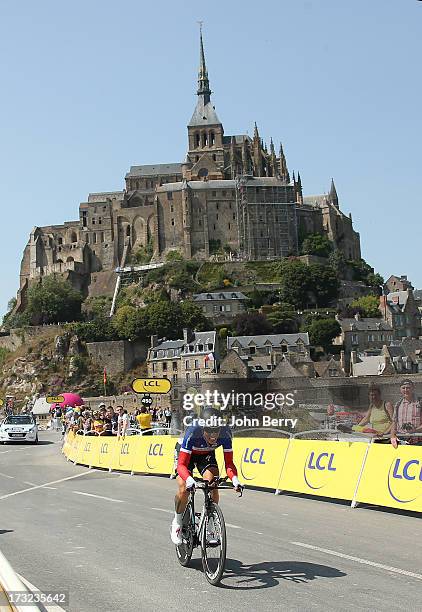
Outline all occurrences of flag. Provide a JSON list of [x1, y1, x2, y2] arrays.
[[103, 367, 107, 386], [204, 353, 214, 363]]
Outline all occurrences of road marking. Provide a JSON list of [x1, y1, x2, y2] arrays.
[[291, 542, 422, 580], [73, 491, 124, 503], [24, 481, 37, 486], [151, 507, 173, 514], [0, 470, 95, 501], [17, 573, 67, 612], [0, 472, 15, 479], [226, 523, 241, 529]]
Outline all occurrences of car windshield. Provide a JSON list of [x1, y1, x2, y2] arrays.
[[4, 416, 33, 425]]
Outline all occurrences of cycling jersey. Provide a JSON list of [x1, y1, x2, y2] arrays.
[[177, 424, 238, 481]]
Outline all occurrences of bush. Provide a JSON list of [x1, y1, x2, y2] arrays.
[[68, 315, 118, 343], [233, 312, 273, 336], [301, 234, 333, 258], [26, 277, 83, 324]]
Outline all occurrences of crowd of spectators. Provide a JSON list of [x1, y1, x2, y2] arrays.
[[53, 403, 172, 437]]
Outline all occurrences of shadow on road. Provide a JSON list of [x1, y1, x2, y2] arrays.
[[1, 441, 55, 446], [188, 558, 346, 589], [0, 530, 14, 535]]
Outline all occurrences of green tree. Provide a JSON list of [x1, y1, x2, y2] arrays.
[[233, 312, 273, 336], [83, 296, 112, 320], [278, 260, 311, 309], [350, 295, 381, 318], [26, 277, 83, 324], [305, 318, 341, 351], [267, 304, 299, 334], [301, 234, 333, 258], [329, 250, 347, 278], [69, 315, 118, 342], [308, 264, 340, 307], [165, 250, 184, 262], [113, 305, 148, 340], [180, 300, 210, 331], [144, 301, 183, 339]]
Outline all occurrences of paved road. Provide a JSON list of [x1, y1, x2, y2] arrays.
[[0, 432, 421, 612]]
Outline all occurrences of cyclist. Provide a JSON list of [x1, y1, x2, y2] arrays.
[[170, 406, 242, 545]]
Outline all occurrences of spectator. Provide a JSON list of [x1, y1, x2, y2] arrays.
[[357, 384, 393, 436], [164, 407, 172, 430], [391, 379, 422, 447], [136, 406, 152, 435], [117, 406, 130, 438], [52, 404, 63, 431]]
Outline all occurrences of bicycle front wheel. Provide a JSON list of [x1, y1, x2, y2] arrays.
[[200, 502, 227, 585], [175, 502, 195, 567]]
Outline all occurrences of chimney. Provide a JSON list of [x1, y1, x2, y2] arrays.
[[151, 335, 158, 348], [379, 295, 387, 320], [340, 350, 346, 372], [183, 328, 189, 344]]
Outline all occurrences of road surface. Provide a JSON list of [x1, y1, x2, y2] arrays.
[[0, 432, 421, 611]]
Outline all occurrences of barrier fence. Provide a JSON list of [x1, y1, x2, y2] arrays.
[[62, 431, 422, 513]]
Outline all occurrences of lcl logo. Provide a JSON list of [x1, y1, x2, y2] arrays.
[[83, 442, 91, 453], [240, 448, 266, 481], [100, 443, 108, 454], [120, 443, 130, 455], [387, 458, 422, 503], [304, 452, 336, 490], [146, 443, 164, 469]]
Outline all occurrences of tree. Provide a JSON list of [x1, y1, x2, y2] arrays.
[[83, 296, 112, 320], [26, 277, 83, 324], [69, 315, 118, 342], [308, 264, 340, 307], [366, 273, 384, 295], [113, 305, 148, 340], [329, 250, 347, 278], [143, 301, 183, 339], [301, 234, 333, 258], [278, 260, 311, 309], [233, 312, 273, 336], [267, 305, 299, 334], [180, 301, 210, 331], [306, 318, 341, 351], [350, 295, 381, 318]]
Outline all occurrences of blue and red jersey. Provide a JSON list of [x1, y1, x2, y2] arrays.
[[177, 424, 238, 481]]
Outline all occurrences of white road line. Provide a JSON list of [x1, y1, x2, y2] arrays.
[[151, 507, 173, 514], [0, 470, 94, 501], [226, 523, 241, 529], [24, 481, 37, 486], [73, 491, 124, 503], [291, 542, 422, 581], [17, 573, 67, 612], [0, 472, 15, 479]]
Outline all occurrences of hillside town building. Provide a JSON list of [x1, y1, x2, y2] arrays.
[[16, 31, 361, 311]]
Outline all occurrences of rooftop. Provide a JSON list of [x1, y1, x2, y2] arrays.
[[193, 291, 247, 301], [228, 333, 310, 349], [126, 163, 183, 178]]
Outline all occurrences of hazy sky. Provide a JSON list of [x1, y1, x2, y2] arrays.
[[0, 0, 420, 317]]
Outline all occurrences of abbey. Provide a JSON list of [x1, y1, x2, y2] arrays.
[[17, 32, 360, 306]]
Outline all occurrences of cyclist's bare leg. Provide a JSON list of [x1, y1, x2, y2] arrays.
[[202, 467, 219, 504]]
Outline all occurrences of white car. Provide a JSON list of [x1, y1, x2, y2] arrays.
[[0, 415, 39, 444]]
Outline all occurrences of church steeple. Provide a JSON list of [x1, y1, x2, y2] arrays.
[[329, 178, 339, 208], [279, 142, 290, 184], [197, 24, 211, 103]]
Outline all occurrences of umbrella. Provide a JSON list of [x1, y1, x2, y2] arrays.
[[58, 393, 84, 409]]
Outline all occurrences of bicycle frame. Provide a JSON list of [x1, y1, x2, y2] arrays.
[[186, 477, 234, 546]]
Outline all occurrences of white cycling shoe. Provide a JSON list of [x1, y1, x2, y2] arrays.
[[170, 519, 183, 545], [206, 517, 220, 546]]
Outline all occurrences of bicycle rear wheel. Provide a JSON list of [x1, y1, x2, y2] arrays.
[[200, 502, 227, 585], [175, 502, 195, 567]]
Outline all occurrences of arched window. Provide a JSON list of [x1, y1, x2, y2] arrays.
[[126, 226, 131, 236], [210, 131, 215, 146], [70, 231, 77, 243], [66, 256, 74, 263], [93, 233, 97, 244], [195, 133, 200, 148], [202, 132, 208, 147]]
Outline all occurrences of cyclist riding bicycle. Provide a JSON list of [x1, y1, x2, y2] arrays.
[[170, 406, 242, 545]]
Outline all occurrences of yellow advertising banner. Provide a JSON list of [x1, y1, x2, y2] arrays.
[[232, 437, 290, 490], [132, 435, 176, 475], [356, 443, 422, 512], [279, 439, 368, 501]]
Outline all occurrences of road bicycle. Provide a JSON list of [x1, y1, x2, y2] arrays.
[[175, 477, 243, 585]]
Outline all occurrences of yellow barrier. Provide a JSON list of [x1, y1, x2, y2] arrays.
[[278, 439, 369, 501], [62, 432, 422, 513], [355, 443, 422, 512], [233, 438, 290, 490]]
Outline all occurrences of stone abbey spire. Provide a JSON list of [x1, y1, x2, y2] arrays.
[[197, 24, 211, 103]]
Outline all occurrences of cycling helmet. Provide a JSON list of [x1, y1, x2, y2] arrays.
[[200, 406, 222, 433]]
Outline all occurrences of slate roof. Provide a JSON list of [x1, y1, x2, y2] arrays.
[[227, 333, 309, 349], [193, 292, 247, 301], [188, 97, 221, 127], [223, 135, 251, 144], [268, 358, 304, 378], [126, 164, 183, 178], [150, 331, 216, 359], [339, 318, 393, 332]]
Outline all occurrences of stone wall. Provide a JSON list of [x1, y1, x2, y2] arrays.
[[0, 325, 64, 352], [86, 339, 148, 376]]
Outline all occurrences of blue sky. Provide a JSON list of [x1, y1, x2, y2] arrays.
[[0, 0, 420, 317]]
